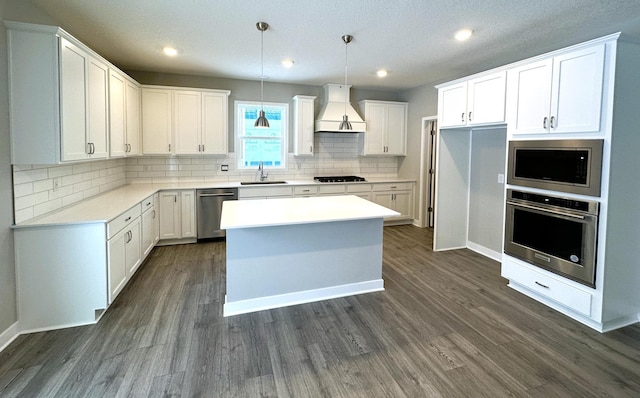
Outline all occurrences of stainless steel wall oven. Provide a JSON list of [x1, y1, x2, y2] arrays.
[[504, 189, 599, 287]]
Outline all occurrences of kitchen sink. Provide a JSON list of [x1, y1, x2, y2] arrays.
[[240, 181, 288, 185]]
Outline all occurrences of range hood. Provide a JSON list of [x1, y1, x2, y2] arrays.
[[314, 83, 366, 133]]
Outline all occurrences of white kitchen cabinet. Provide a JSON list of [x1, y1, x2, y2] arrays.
[[141, 193, 159, 258], [158, 190, 196, 241], [359, 100, 408, 155], [238, 186, 293, 200], [106, 204, 142, 303], [347, 184, 372, 201], [109, 69, 141, 157], [293, 185, 318, 197], [371, 182, 414, 220], [293, 95, 316, 156], [438, 71, 506, 128], [143, 86, 230, 155], [507, 43, 605, 134], [142, 87, 173, 154], [6, 22, 121, 164]]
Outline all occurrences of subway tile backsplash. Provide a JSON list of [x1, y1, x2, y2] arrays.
[[13, 159, 127, 224], [13, 135, 398, 223]]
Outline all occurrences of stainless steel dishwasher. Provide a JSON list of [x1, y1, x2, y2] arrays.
[[196, 188, 238, 239]]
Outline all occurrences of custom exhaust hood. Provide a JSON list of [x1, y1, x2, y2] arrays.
[[314, 83, 366, 133]]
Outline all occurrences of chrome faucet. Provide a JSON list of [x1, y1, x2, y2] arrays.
[[257, 161, 269, 181]]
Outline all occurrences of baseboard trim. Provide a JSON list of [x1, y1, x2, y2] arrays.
[[467, 241, 502, 262], [223, 279, 384, 317], [0, 321, 20, 353]]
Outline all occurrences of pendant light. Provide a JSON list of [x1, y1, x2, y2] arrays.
[[255, 22, 270, 128], [338, 34, 353, 131]]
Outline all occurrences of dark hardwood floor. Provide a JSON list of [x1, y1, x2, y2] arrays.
[[2, 225, 640, 397]]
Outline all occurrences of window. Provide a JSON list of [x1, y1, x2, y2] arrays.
[[235, 101, 288, 169]]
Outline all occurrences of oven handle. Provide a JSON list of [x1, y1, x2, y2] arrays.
[[507, 201, 586, 220]]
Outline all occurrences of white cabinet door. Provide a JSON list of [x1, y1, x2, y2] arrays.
[[141, 207, 156, 258], [293, 95, 316, 156], [467, 71, 506, 126], [174, 90, 202, 155], [125, 218, 142, 276], [202, 91, 229, 154], [60, 38, 89, 162], [360, 101, 408, 155], [363, 102, 386, 155], [392, 191, 413, 218], [107, 228, 127, 303], [142, 88, 173, 154], [180, 190, 196, 238], [438, 82, 467, 128], [125, 80, 141, 156], [159, 191, 180, 239], [372, 191, 393, 209], [109, 69, 127, 158], [550, 44, 605, 134], [507, 59, 553, 134], [386, 103, 407, 155], [508, 43, 605, 135], [87, 57, 109, 159]]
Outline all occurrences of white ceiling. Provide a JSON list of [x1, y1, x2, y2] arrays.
[[30, 0, 640, 90]]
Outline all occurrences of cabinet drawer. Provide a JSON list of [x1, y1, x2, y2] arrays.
[[318, 185, 346, 195], [347, 183, 372, 193], [372, 182, 413, 192], [141, 194, 155, 212], [239, 186, 293, 198], [502, 259, 592, 316], [294, 186, 318, 195], [108, 204, 141, 239]]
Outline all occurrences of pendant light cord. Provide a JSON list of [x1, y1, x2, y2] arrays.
[[344, 38, 348, 116], [260, 27, 265, 111]]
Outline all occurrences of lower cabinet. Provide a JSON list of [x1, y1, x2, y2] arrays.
[[141, 193, 160, 257], [371, 183, 414, 220], [107, 217, 141, 303], [159, 190, 196, 241]]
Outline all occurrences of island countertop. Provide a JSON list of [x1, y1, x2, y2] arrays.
[[220, 195, 399, 229]]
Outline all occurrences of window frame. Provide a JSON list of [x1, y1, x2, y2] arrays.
[[234, 100, 289, 170]]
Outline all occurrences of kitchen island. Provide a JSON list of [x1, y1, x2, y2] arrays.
[[220, 195, 399, 316]]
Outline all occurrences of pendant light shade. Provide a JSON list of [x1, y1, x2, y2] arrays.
[[255, 22, 270, 128], [339, 34, 353, 131]]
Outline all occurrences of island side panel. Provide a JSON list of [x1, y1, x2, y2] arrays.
[[225, 218, 384, 308]]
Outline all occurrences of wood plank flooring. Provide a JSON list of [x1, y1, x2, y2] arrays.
[[2, 225, 640, 397]]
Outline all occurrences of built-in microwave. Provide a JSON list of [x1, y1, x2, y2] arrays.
[[507, 139, 604, 196]]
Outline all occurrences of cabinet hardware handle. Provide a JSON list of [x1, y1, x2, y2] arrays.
[[543, 116, 548, 129], [152, 210, 156, 219], [468, 111, 472, 121], [461, 112, 465, 123], [310, 145, 313, 153], [91, 143, 95, 154], [390, 186, 397, 189], [535, 281, 549, 289], [169, 144, 171, 152], [550, 116, 555, 128], [146, 201, 151, 206], [202, 145, 204, 152], [125, 216, 132, 222], [128, 143, 131, 152]]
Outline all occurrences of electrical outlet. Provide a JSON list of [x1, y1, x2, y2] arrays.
[[497, 174, 505, 184], [221, 164, 229, 172], [53, 177, 60, 192]]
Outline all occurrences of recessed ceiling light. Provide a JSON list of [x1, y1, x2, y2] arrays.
[[376, 69, 388, 78], [163, 47, 178, 56], [281, 59, 294, 68], [454, 29, 473, 41]]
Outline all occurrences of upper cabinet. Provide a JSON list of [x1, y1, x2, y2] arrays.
[[141, 86, 230, 155], [6, 22, 118, 164], [293, 95, 316, 156], [109, 69, 141, 158], [359, 100, 408, 156], [506, 44, 605, 135], [438, 71, 506, 128]]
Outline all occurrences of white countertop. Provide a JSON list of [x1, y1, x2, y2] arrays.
[[14, 178, 413, 228], [220, 195, 399, 229]]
